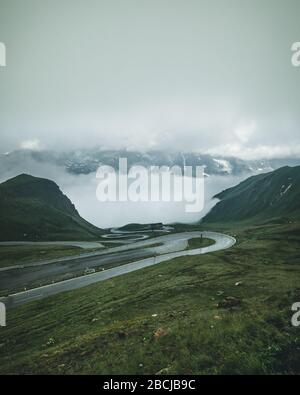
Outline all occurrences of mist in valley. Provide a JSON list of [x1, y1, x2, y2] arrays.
[[0, 157, 246, 228], [69, 171, 246, 228]]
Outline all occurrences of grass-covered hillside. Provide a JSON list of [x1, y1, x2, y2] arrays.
[[0, 221, 299, 374], [0, 167, 299, 374], [0, 174, 104, 241], [203, 166, 300, 224]]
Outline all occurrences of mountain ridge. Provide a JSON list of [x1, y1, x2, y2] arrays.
[[0, 174, 104, 241], [202, 165, 300, 224], [1, 148, 300, 178]]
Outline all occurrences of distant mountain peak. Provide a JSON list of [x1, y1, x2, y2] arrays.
[[1, 149, 299, 179]]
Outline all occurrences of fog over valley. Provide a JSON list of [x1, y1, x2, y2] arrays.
[[1, 0, 300, 227], [0, 149, 250, 227]]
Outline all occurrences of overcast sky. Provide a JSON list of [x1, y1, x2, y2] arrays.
[[0, 0, 300, 159]]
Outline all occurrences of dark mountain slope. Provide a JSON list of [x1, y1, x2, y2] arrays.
[[202, 166, 300, 224], [0, 174, 104, 241]]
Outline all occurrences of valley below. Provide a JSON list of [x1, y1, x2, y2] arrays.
[[0, 220, 299, 374], [0, 230, 233, 307], [0, 166, 300, 374]]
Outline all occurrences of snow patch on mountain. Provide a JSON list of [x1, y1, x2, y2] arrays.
[[280, 183, 292, 196], [213, 159, 232, 174]]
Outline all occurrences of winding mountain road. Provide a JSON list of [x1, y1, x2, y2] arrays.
[[0, 230, 235, 309]]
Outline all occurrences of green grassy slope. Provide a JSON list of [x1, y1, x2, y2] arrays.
[[0, 222, 299, 374], [0, 174, 104, 241], [0, 244, 90, 269], [1, 168, 300, 374], [202, 166, 300, 224]]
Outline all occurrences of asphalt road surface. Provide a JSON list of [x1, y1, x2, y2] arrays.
[[1, 231, 235, 308]]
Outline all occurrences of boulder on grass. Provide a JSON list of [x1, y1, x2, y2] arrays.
[[217, 296, 241, 308]]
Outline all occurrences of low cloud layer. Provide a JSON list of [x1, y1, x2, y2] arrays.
[[0, 154, 245, 228], [1, 1, 300, 160]]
